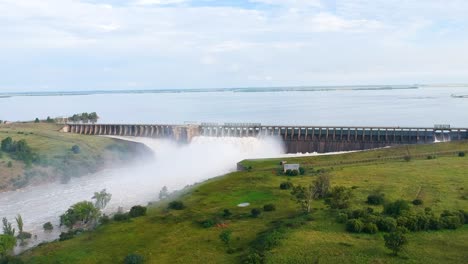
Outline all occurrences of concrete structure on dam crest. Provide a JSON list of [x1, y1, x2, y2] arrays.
[[62, 123, 468, 153]]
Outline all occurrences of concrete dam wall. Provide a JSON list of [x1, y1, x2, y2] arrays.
[[62, 123, 468, 153]]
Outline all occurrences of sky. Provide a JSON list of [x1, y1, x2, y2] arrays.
[[1, 0, 468, 91]]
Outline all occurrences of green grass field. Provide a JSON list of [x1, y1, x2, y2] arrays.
[[0, 123, 148, 191], [20, 140, 468, 264]]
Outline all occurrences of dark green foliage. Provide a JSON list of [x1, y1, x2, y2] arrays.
[[0, 235, 16, 258], [367, 193, 385, 205], [0, 255, 24, 264], [243, 251, 262, 264], [412, 199, 423, 205], [383, 200, 410, 216], [0, 137, 38, 165], [458, 152, 465, 157], [299, 167, 305, 175], [59, 229, 83, 241], [219, 230, 232, 245], [34, 118, 40, 123], [251, 208, 261, 218], [427, 155, 436, 159], [129, 206, 147, 218], [43, 222, 53, 231], [2, 218, 15, 237], [17, 232, 32, 240], [336, 212, 348, 223], [346, 219, 364, 233], [46, 116, 55, 123], [384, 230, 407, 256], [377, 217, 397, 232], [71, 145, 81, 154], [329, 186, 352, 209], [124, 254, 144, 264], [279, 181, 293, 190], [222, 209, 232, 218], [201, 219, 216, 228], [285, 169, 298, 176], [69, 112, 99, 124], [60, 201, 100, 228], [363, 223, 379, 234], [349, 209, 369, 219], [168, 201, 185, 210], [251, 228, 286, 252], [403, 155, 411, 162], [440, 211, 463, 229], [113, 213, 130, 222], [99, 215, 110, 225], [263, 204, 276, 212]]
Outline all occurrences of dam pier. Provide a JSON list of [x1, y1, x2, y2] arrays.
[[62, 123, 468, 153]]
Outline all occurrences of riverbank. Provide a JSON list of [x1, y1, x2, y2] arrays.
[[20, 140, 468, 263], [0, 123, 151, 192]]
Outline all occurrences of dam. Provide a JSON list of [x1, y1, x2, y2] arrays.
[[62, 123, 468, 153]]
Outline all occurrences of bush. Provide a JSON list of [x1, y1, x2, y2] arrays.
[[113, 212, 130, 221], [377, 217, 397, 232], [412, 199, 423, 205], [440, 215, 463, 229], [99, 214, 110, 225], [367, 193, 385, 205], [129, 205, 147, 218], [285, 169, 299, 176], [279, 182, 293, 190], [251, 208, 261, 218], [403, 155, 411, 162], [363, 223, 379, 234], [223, 209, 232, 218], [299, 167, 305, 175], [350, 209, 368, 219], [201, 219, 216, 228], [17, 232, 32, 240], [346, 219, 364, 233], [124, 253, 144, 264], [43, 222, 53, 231], [384, 230, 407, 256], [59, 229, 83, 241], [71, 145, 81, 154], [329, 186, 352, 209], [263, 204, 276, 212], [458, 152, 465, 157], [336, 212, 348, 223], [384, 200, 410, 216], [168, 201, 185, 210]]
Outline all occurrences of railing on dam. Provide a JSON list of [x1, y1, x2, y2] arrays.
[[62, 123, 468, 153]]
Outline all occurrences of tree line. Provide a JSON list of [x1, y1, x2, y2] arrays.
[[68, 112, 99, 124], [1, 137, 38, 166]]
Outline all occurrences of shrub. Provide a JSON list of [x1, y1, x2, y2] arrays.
[[336, 212, 348, 223], [201, 219, 216, 228], [458, 152, 465, 157], [99, 214, 110, 225], [251, 208, 261, 218], [384, 230, 407, 256], [168, 201, 185, 210], [403, 155, 411, 162], [429, 215, 442, 230], [43, 222, 53, 231], [363, 223, 379, 234], [384, 200, 410, 216], [367, 193, 385, 205], [350, 209, 368, 219], [113, 212, 130, 221], [346, 219, 364, 233], [263, 204, 276, 212], [299, 167, 305, 175], [412, 199, 423, 205], [279, 182, 293, 190], [59, 229, 83, 241], [124, 253, 144, 264], [129, 205, 147, 218], [219, 230, 232, 246], [440, 215, 463, 229], [71, 145, 81, 154], [377, 217, 397, 232], [17, 232, 32, 240], [223, 209, 232, 218], [329, 186, 352, 209]]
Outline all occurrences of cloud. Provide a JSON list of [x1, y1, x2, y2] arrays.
[[0, 0, 468, 91]]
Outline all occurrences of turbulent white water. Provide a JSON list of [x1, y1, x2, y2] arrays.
[[0, 136, 285, 253]]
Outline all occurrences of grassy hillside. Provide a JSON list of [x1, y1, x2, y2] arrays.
[[0, 123, 149, 191], [21, 141, 468, 264]]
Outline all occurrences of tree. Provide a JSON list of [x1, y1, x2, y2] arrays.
[[158, 186, 169, 200], [384, 200, 410, 216], [0, 235, 16, 258], [88, 112, 99, 124], [384, 230, 407, 256], [60, 201, 100, 229], [329, 186, 353, 209], [291, 174, 330, 213], [129, 205, 147, 218], [15, 215, 23, 236], [92, 189, 112, 210], [2, 218, 15, 237], [313, 174, 330, 199], [34, 118, 40, 123], [1, 137, 13, 152], [81, 113, 89, 123]]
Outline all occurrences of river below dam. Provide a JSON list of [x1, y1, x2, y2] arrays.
[[0, 136, 286, 253]]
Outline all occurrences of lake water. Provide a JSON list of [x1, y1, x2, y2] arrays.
[[1, 86, 468, 127]]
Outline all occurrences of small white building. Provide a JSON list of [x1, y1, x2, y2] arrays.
[[283, 164, 300, 173]]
